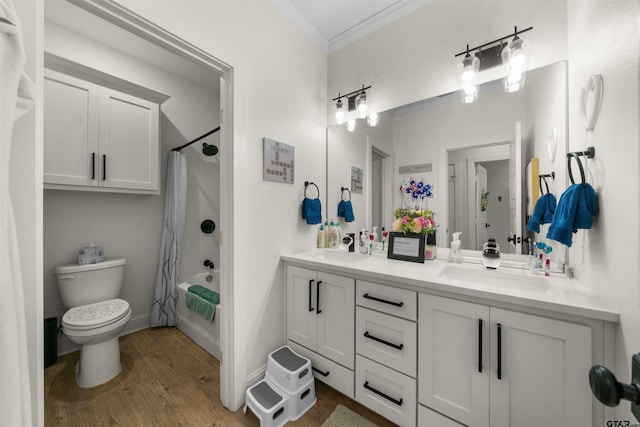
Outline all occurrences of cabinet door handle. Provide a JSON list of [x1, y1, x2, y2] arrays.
[[363, 381, 403, 406], [362, 293, 404, 307], [497, 323, 502, 380], [91, 153, 96, 180], [312, 367, 329, 377], [316, 280, 322, 314], [478, 319, 483, 373], [102, 154, 106, 180], [308, 280, 314, 312], [364, 331, 404, 350]]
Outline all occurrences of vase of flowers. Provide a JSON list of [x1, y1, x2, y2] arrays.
[[392, 208, 438, 260]]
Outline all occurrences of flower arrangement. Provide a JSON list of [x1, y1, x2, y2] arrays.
[[392, 208, 437, 236], [401, 177, 433, 210]]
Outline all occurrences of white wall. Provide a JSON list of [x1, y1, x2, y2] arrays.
[[42, 20, 220, 351], [567, 0, 640, 421], [115, 0, 328, 409]]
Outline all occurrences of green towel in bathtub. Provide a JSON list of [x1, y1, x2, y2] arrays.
[[185, 284, 219, 322]]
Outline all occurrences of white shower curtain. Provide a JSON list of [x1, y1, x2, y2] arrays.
[[0, 0, 35, 425], [151, 151, 187, 326]]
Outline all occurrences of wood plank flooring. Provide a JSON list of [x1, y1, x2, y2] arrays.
[[45, 327, 397, 426]]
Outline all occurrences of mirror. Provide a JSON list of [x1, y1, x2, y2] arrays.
[[327, 61, 567, 268]]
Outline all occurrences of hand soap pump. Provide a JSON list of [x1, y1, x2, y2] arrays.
[[482, 238, 501, 269], [448, 232, 464, 264]]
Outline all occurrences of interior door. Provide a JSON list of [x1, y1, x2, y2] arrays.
[[475, 164, 488, 250], [508, 122, 522, 254]]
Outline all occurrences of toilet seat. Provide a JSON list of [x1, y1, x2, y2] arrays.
[[62, 298, 130, 331]]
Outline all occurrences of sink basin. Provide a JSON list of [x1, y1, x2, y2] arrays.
[[315, 251, 369, 264], [437, 264, 552, 293]]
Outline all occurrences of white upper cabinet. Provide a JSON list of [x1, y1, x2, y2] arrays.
[[44, 54, 169, 194]]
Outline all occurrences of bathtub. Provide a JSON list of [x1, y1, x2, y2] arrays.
[[177, 271, 221, 360]]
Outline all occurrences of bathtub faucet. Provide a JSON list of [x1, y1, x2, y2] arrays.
[[204, 259, 215, 269]]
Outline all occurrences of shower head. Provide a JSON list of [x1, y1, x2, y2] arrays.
[[202, 143, 218, 156]]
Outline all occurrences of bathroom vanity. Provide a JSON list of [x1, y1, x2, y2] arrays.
[[281, 251, 618, 427]]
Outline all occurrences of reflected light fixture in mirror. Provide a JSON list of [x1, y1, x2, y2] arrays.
[[335, 96, 345, 124], [347, 119, 356, 132]]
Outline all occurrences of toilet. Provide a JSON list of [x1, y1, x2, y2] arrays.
[[55, 257, 131, 388]]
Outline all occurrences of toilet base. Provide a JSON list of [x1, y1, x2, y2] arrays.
[[75, 336, 123, 388]]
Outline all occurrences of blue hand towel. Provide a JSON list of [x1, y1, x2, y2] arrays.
[[527, 193, 556, 233], [337, 200, 355, 223], [302, 197, 322, 225], [546, 183, 598, 247]]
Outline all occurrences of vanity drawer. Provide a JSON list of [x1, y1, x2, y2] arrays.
[[356, 280, 417, 321], [288, 340, 354, 399], [356, 306, 417, 377], [419, 404, 464, 427], [355, 354, 416, 427]]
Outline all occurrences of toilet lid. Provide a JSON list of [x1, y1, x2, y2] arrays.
[[62, 298, 130, 330]]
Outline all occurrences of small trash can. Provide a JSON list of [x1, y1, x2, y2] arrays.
[[44, 317, 58, 369]]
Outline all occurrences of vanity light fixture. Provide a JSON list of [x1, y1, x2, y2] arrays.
[[332, 84, 376, 129], [454, 26, 533, 102]]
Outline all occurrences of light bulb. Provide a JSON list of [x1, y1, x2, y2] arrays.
[[335, 99, 345, 125], [347, 119, 356, 132], [457, 52, 479, 104], [502, 36, 530, 93], [367, 113, 379, 127], [357, 93, 368, 119], [460, 84, 477, 103]]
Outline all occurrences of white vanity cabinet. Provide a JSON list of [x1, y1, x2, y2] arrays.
[[286, 265, 355, 397], [418, 293, 593, 427], [44, 54, 168, 194], [355, 280, 417, 426]]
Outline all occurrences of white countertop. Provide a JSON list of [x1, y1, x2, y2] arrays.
[[281, 250, 619, 323]]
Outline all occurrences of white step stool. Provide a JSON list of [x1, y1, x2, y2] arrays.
[[265, 346, 313, 394], [284, 379, 316, 421], [244, 379, 289, 427]]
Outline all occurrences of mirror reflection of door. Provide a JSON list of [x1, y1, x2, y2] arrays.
[[509, 121, 523, 254], [371, 149, 383, 230], [447, 164, 457, 236], [475, 164, 488, 250]]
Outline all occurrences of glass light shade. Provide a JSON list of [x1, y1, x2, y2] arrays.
[[357, 93, 368, 118], [335, 99, 345, 124], [456, 54, 479, 86], [460, 84, 478, 104], [347, 119, 356, 132], [367, 112, 379, 127], [501, 37, 530, 93]]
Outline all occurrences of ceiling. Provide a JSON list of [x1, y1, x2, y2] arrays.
[[277, 0, 429, 51]]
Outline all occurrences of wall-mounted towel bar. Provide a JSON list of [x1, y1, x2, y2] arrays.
[[567, 146, 595, 184]]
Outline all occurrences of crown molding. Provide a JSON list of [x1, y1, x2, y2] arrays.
[[329, 0, 431, 52], [272, 0, 329, 52]]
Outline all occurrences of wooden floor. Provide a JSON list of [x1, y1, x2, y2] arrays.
[[45, 327, 397, 426]]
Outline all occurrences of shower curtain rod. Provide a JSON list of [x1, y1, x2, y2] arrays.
[[172, 126, 220, 152]]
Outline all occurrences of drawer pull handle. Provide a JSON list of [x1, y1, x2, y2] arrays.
[[364, 331, 404, 350], [363, 293, 404, 307], [363, 381, 403, 406], [91, 153, 96, 180], [312, 367, 330, 377]]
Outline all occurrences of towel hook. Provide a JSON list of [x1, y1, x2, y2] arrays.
[[340, 186, 351, 201], [304, 181, 319, 198], [567, 147, 595, 185]]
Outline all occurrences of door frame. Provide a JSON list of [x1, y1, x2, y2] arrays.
[[66, 0, 236, 409]]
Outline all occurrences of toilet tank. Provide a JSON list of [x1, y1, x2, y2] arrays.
[[55, 258, 126, 308]]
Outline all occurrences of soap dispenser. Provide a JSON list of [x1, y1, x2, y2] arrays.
[[482, 238, 501, 269], [448, 232, 464, 264]]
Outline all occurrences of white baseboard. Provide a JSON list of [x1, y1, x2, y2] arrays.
[[246, 363, 267, 389], [57, 312, 151, 356]]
